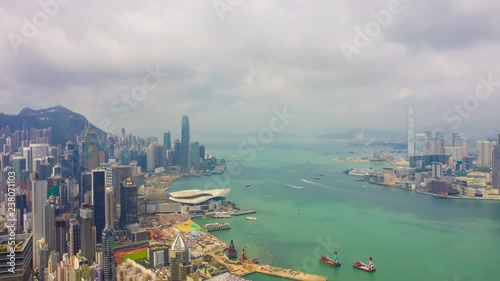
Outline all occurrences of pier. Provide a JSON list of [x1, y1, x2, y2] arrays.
[[233, 210, 256, 216], [251, 264, 327, 281], [208, 252, 327, 281]]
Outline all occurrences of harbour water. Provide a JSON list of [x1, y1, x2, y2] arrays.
[[172, 139, 500, 281]]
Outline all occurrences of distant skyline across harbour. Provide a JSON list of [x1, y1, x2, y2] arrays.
[[1, 105, 500, 143]]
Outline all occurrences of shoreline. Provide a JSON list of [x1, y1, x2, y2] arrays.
[[368, 181, 500, 201]]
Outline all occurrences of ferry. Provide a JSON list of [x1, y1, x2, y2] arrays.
[[353, 257, 376, 272], [204, 222, 231, 232], [348, 169, 372, 176], [319, 255, 341, 267], [246, 216, 258, 221]]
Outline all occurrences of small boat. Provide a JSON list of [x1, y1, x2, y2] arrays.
[[297, 186, 304, 190], [246, 184, 251, 187], [319, 255, 341, 267], [254, 231, 258, 234], [246, 216, 257, 221], [353, 257, 376, 272], [314, 177, 321, 180], [318, 173, 324, 176]]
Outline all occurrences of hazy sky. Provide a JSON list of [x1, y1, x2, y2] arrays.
[[1, 0, 500, 138]]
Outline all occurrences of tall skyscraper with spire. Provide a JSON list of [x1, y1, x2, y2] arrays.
[[407, 107, 415, 157], [101, 187, 116, 281], [181, 116, 190, 171], [169, 233, 191, 281]]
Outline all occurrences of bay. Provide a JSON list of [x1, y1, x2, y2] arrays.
[[172, 140, 500, 281]]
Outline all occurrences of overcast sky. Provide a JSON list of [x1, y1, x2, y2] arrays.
[[1, 0, 500, 138]]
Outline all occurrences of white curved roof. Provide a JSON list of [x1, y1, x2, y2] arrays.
[[168, 189, 230, 204]]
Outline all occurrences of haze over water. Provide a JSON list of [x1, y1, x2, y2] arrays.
[[173, 140, 500, 281]]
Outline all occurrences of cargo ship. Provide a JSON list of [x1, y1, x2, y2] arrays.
[[319, 254, 341, 267], [353, 257, 376, 272]]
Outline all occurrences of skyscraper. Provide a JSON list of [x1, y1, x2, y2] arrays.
[[80, 172, 92, 205], [190, 142, 200, 164], [12, 157, 26, 186], [55, 217, 67, 258], [492, 134, 500, 190], [91, 169, 106, 243], [477, 141, 494, 167], [163, 131, 172, 150], [434, 130, 444, 140], [69, 219, 81, 256], [452, 133, 460, 147], [43, 196, 56, 252], [169, 233, 191, 281], [102, 188, 116, 281], [431, 162, 443, 178], [181, 116, 190, 171], [80, 205, 96, 264], [407, 108, 415, 157], [173, 140, 181, 165], [426, 137, 444, 155], [119, 178, 138, 227], [82, 125, 99, 171], [31, 176, 48, 272], [111, 165, 132, 220], [146, 145, 155, 172], [415, 133, 426, 156], [460, 137, 470, 157]]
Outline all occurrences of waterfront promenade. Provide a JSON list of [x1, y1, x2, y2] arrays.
[[207, 252, 327, 281]]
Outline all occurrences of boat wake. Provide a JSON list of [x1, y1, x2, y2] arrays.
[[300, 178, 357, 194], [269, 179, 305, 190]]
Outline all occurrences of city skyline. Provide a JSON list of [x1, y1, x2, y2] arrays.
[[1, 1, 500, 280]]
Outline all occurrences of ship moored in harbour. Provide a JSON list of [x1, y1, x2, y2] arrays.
[[319, 252, 341, 267], [353, 257, 376, 272], [348, 169, 373, 176]]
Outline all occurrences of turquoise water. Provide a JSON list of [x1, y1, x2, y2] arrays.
[[172, 140, 500, 281]]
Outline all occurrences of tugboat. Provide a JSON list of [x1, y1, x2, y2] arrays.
[[353, 257, 376, 272], [319, 252, 341, 267]]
